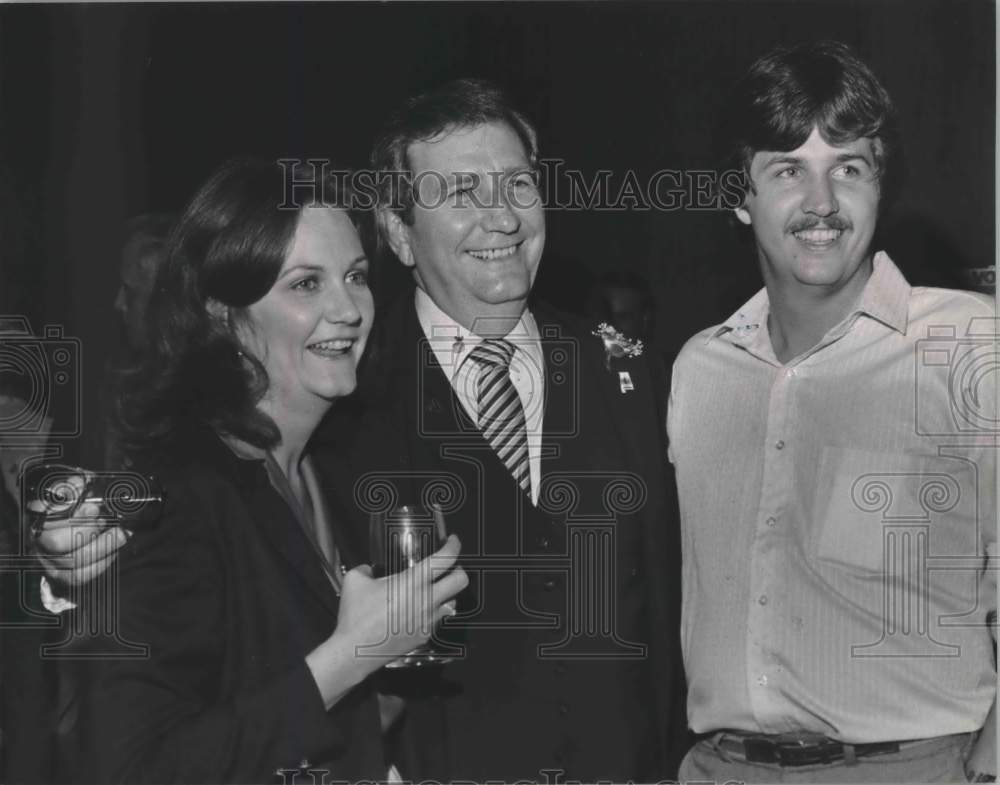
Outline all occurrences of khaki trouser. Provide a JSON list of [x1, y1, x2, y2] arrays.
[[677, 732, 975, 784]]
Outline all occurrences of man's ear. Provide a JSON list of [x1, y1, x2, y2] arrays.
[[734, 170, 755, 226], [378, 208, 416, 268]]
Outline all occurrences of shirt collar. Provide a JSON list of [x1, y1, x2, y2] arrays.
[[413, 286, 542, 380], [712, 287, 770, 346], [854, 251, 911, 334], [712, 251, 911, 347]]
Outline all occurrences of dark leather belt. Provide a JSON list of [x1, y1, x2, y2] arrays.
[[709, 732, 902, 767]]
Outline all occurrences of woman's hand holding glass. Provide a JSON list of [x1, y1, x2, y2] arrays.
[[306, 534, 467, 709]]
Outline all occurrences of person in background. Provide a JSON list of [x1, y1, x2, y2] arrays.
[[29, 213, 176, 580], [114, 213, 174, 353], [587, 270, 655, 344]]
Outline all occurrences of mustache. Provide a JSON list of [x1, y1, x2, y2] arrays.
[[787, 215, 851, 233]]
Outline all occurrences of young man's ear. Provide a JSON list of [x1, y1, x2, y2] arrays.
[[378, 208, 416, 268], [733, 168, 754, 226]]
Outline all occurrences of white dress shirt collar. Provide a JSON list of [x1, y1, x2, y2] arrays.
[[413, 286, 543, 382], [413, 286, 545, 504], [710, 251, 911, 365]]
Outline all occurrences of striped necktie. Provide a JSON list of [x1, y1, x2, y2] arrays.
[[469, 338, 531, 495]]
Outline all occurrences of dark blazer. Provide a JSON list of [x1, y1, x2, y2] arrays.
[[56, 429, 384, 784], [317, 296, 687, 783]]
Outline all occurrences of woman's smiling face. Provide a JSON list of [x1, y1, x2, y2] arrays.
[[240, 207, 373, 413]]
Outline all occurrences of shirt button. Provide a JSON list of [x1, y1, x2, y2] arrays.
[[757, 675, 768, 686], [785, 368, 796, 378], [758, 595, 768, 605], [559, 704, 569, 715], [766, 516, 777, 527], [630, 566, 640, 578], [775, 440, 785, 450]]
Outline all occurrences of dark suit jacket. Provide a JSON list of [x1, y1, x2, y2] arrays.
[[56, 429, 384, 784], [317, 296, 687, 782]]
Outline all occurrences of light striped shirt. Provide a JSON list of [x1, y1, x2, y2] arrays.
[[667, 252, 997, 742]]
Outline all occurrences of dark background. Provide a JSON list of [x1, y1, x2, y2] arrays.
[[0, 0, 994, 465]]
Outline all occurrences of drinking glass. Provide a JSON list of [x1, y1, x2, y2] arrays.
[[368, 503, 458, 667]]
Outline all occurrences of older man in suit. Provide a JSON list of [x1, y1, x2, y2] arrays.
[[316, 78, 686, 783]]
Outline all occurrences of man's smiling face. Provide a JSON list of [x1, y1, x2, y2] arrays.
[[736, 126, 881, 297], [393, 121, 545, 333]]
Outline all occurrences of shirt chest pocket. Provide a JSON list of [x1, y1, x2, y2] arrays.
[[810, 447, 967, 573]]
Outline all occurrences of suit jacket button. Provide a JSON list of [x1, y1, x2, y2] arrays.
[[544, 578, 557, 591], [558, 704, 569, 715], [538, 536, 550, 549]]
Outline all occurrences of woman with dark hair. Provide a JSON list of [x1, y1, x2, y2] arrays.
[[56, 158, 467, 784]]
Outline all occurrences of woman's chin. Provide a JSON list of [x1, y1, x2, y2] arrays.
[[313, 377, 358, 402]]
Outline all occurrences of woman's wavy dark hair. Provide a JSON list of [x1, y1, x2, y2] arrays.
[[115, 158, 363, 458]]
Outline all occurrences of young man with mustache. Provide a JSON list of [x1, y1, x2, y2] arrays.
[[667, 40, 996, 783]]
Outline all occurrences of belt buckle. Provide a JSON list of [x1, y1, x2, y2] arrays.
[[771, 734, 840, 767], [743, 737, 780, 764], [743, 733, 843, 767]]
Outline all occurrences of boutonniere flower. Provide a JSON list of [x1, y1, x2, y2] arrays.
[[592, 323, 644, 392], [593, 323, 644, 365]]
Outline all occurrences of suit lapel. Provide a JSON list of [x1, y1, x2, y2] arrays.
[[411, 302, 638, 497], [394, 301, 533, 544], [187, 431, 342, 618], [410, 325, 479, 443], [536, 309, 631, 478], [245, 476, 342, 617]]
